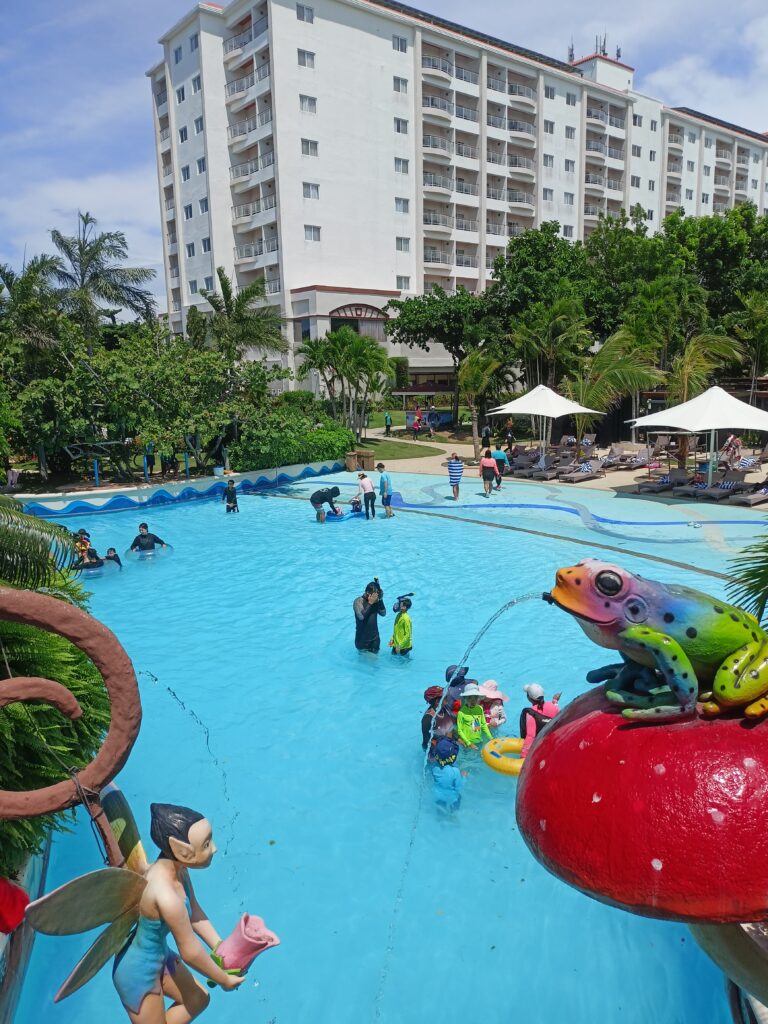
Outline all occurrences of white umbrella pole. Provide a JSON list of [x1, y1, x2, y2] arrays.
[[708, 429, 715, 486]]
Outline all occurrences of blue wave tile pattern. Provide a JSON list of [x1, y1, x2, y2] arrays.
[[23, 462, 343, 519]]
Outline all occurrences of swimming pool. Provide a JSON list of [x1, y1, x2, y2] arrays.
[[17, 472, 760, 1023]]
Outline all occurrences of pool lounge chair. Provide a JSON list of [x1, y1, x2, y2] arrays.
[[510, 452, 543, 476], [600, 446, 627, 471], [516, 454, 554, 478], [696, 471, 749, 502], [729, 486, 768, 507], [559, 461, 604, 484], [636, 469, 692, 494]]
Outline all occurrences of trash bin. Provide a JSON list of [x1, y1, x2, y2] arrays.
[[345, 451, 359, 472], [358, 450, 375, 471]]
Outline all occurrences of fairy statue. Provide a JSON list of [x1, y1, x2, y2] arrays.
[[26, 799, 279, 1020]]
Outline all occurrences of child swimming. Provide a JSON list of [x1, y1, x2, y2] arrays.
[[389, 596, 412, 656], [456, 683, 493, 749], [431, 738, 464, 811]]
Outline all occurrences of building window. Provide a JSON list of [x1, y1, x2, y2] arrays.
[[543, 154, 554, 168], [687, 160, 695, 172], [190, 32, 199, 51], [647, 209, 653, 220], [202, 237, 211, 253], [566, 92, 576, 106], [703, 165, 711, 176], [181, 164, 190, 181], [394, 117, 408, 134], [648, 180, 655, 191], [176, 86, 185, 104], [204, 275, 214, 291], [754, 154, 760, 163], [397, 276, 410, 290], [299, 95, 317, 113], [304, 224, 321, 241], [649, 150, 656, 162], [688, 132, 696, 143], [650, 119, 657, 131], [563, 225, 574, 238], [194, 116, 204, 134], [631, 175, 640, 187], [565, 125, 576, 140], [563, 192, 574, 205], [184, 204, 193, 220], [178, 126, 188, 143], [702, 193, 710, 203], [395, 197, 409, 213], [396, 236, 410, 252], [192, 74, 201, 93], [753, 178, 759, 189], [174, 46, 182, 64], [632, 144, 641, 157], [196, 157, 206, 174], [301, 138, 318, 155], [392, 35, 407, 52], [298, 49, 315, 68], [199, 196, 208, 213], [564, 158, 575, 172], [544, 85, 555, 99], [394, 157, 409, 173], [633, 113, 643, 127], [303, 181, 319, 198], [685, 188, 693, 200], [704, 136, 712, 148], [186, 242, 195, 257], [542, 187, 553, 201], [543, 120, 554, 134], [296, 3, 314, 21], [393, 76, 408, 93], [189, 279, 198, 295]]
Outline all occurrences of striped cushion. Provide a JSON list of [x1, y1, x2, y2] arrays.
[[719, 480, 737, 490], [738, 457, 758, 469], [580, 462, 593, 473], [658, 474, 670, 484]]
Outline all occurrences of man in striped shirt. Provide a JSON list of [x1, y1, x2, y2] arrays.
[[447, 453, 464, 501]]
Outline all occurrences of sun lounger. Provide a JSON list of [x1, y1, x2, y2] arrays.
[[516, 455, 554, 478], [559, 461, 604, 484], [637, 469, 692, 494], [729, 487, 768, 507], [696, 472, 748, 501]]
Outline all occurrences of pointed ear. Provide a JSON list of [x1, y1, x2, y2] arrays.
[[168, 836, 194, 862]]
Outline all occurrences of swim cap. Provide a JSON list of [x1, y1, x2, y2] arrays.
[[445, 664, 468, 684], [424, 686, 443, 703], [523, 683, 545, 701]]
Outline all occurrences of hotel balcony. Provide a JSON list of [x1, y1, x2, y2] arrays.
[[586, 139, 606, 161], [584, 204, 601, 220], [423, 172, 454, 196], [713, 175, 730, 193], [668, 132, 684, 149], [455, 103, 479, 130], [422, 54, 453, 84], [231, 194, 278, 230], [423, 211, 454, 234], [455, 140, 479, 163], [713, 201, 729, 214], [736, 154, 750, 166], [159, 125, 171, 152], [422, 94, 454, 123], [606, 177, 624, 193], [225, 62, 271, 113], [507, 154, 535, 178], [507, 188, 535, 212], [164, 198, 175, 220], [666, 160, 683, 177], [586, 107, 608, 131], [666, 193, 681, 208], [584, 172, 605, 193], [507, 81, 537, 111], [166, 232, 177, 255], [233, 237, 280, 265], [454, 251, 478, 269], [735, 178, 748, 195], [608, 113, 626, 132], [455, 215, 479, 234], [422, 134, 453, 162], [454, 65, 479, 90], [455, 179, 480, 202], [264, 277, 281, 295], [423, 249, 452, 273], [223, 15, 268, 69], [230, 151, 275, 192], [607, 145, 625, 161], [508, 119, 536, 146], [715, 149, 732, 166], [227, 109, 273, 152], [155, 90, 168, 117]]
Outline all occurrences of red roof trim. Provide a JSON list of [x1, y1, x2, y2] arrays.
[[571, 52, 635, 72]]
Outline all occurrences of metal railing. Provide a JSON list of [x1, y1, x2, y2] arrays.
[[586, 108, 607, 123], [156, 90, 168, 107], [454, 66, 478, 85], [230, 151, 275, 179], [485, 222, 505, 235], [424, 250, 452, 264], [735, 178, 748, 191], [586, 140, 606, 154], [585, 173, 605, 186], [716, 149, 732, 160], [487, 186, 506, 201], [486, 150, 505, 165], [667, 160, 682, 173], [422, 96, 454, 114], [713, 202, 729, 213], [508, 189, 534, 204], [584, 204, 600, 216], [423, 135, 453, 154], [455, 253, 478, 267], [171, 301, 181, 312], [227, 109, 273, 139], [737, 155, 749, 165], [232, 195, 277, 219], [164, 198, 175, 211], [167, 233, 177, 245], [486, 253, 497, 267], [508, 119, 535, 135], [487, 76, 506, 93], [226, 62, 271, 97], [224, 27, 253, 53], [169, 268, 180, 279], [265, 278, 281, 294], [455, 219, 478, 232], [509, 82, 535, 99], [162, 165, 173, 178], [609, 114, 625, 129], [234, 237, 280, 260], [608, 146, 624, 160], [159, 126, 170, 142], [668, 132, 683, 145], [423, 172, 454, 189], [487, 114, 506, 129], [714, 175, 730, 186], [423, 212, 454, 228], [606, 178, 623, 191], [456, 180, 479, 195], [455, 141, 478, 159], [508, 155, 534, 170], [422, 55, 454, 75], [455, 104, 479, 122], [666, 194, 681, 203]]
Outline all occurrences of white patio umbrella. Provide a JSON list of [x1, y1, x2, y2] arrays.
[[488, 384, 602, 448], [629, 386, 768, 484]]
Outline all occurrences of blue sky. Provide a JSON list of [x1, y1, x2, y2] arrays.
[[1, 0, 766, 308]]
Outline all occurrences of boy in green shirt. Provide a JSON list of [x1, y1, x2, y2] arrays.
[[456, 683, 492, 748], [389, 597, 413, 656]]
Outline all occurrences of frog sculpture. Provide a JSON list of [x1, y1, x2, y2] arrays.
[[546, 559, 768, 722]]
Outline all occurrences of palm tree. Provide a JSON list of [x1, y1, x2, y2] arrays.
[[50, 212, 156, 339], [727, 537, 768, 623], [202, 267, 285, 362], [0, 256, 62, 352], [296, 336, 339, 417], [459, 350, 501, 459], [507, 294, 591, 390], [732, 291, 768, 405], [340, 335, 393, 439]]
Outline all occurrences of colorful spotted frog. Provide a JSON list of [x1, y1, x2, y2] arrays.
[[547, 559, 768, 722]]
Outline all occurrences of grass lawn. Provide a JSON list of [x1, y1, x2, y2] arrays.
[[369, 407, 472, 429], [356, 437, 445, 460]]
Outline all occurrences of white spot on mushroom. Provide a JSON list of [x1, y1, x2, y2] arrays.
[[744, 758, 757, 769], [651, 858, 663, 871], [619, 759, 625, 765], [708, 808, 725, 824], [592, 793, 602, 804], [654, 764, 666, 776], [539, 759, 546, 770], [539, 819, 547, 832], [579, 740, 590, 750]]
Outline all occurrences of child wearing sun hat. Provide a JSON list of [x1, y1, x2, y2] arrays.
[[431, 738, 464, 811], [455, 682, 493, 749]]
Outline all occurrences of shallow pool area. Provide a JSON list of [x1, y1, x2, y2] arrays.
[[16, 472, 763, 1024]]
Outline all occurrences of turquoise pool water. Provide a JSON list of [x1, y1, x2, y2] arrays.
[[17, 471, 762, 1023]]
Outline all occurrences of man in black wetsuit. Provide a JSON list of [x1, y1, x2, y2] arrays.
[[353, 579, 386, 653], [310, 485, 341, 523], [130, 522, 167, 552]]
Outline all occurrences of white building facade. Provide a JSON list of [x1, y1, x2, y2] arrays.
[[148, 0, 768, 385]]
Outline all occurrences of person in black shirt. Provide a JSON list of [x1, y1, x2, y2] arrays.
[[223, 479, 239, 513], [353, 579, 386, 653], [130, 523, 167, 552], [310, 486, 341, 523]]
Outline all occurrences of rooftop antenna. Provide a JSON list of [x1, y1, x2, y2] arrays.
[[600, 33, 608, 56], [568, 38, 574, 62], [616, 45, 622, 60], [595, 34, 599, 54]]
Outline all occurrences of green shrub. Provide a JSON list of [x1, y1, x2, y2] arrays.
[[276, 390, 321, 414], [391, 356, 409, 389], [229, 412, 354, 471]]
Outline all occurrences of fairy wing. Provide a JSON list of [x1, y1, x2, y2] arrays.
[[54, 907, 139, 1002], [25, 867, 146, 935], [100, 783, 150, 875]]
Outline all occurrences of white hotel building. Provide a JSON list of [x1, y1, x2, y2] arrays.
[[148, 0, 768, 384]]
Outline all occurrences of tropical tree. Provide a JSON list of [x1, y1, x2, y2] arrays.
[[727, 536, 768, 623], [506, 292, 591, 389], [458, 350, 501, 458], [296, 335, 339, 418], [0, 256, 62, 353], [201, 267, 285, 362], [731, 291, 768, 404], [49, 212, 156, 339]]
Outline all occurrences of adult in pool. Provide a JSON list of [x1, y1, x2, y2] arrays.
[[223, 479, 239, 513], [130, 523, 168, 553], [353, 578, 386, 653], [519, 683, 560, 758], [309, 485, 341, 523]]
